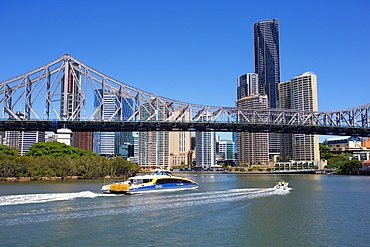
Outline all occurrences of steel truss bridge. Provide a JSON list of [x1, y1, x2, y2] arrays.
[[0, 54, 369, 137]]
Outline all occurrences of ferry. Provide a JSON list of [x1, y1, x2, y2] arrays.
[[274, 180, 289, 190], [101, 170, 198, 194]]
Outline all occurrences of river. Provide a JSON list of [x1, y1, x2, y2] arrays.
[[0, 173, 369, 246]]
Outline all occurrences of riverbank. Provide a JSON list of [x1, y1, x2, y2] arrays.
[[1, 175, 127, 182]]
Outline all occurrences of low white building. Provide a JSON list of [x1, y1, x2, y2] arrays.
[[326, 136, 364, 153]]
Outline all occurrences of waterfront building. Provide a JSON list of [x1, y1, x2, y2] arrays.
[[326, 136, 364, 153], [353, 151, 370, 162], [254, 19, 281, 157], [274, 160, 318, 171], [236, 95, 269, 164], [278, 72, 320, 161]]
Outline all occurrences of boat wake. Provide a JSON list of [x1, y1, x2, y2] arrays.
[[0, 187, 291, 226], [0, 191, 114, 206]]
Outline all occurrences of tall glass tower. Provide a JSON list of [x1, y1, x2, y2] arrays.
[[254, 19, 281, 158], [254, 19, 280, 108]]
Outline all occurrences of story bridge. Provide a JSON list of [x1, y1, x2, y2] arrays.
[[0, 54, 369, 137]]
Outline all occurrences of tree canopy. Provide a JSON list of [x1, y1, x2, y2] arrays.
[[0, 154, 141, 180], [25, 142, 98, 158], [320, 143, 334, 159], [0, 144, 18, 156], [335, 160, 362, 175]]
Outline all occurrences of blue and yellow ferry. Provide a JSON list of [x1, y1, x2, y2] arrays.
[[101, 170, 198, 194]]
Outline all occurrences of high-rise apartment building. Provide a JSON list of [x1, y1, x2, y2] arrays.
[[236, 95, 269, 164], [278, 72, 320, 161], [254, 19, 281, 157]]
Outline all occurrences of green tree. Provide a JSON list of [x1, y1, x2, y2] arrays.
[[327, 156, 344, 169], [319, 143, 334, 159], [0, 144, 18, 156], [25, 142, 98, 158], [336, 159, 362, 175]]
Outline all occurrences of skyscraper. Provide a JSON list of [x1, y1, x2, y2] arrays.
[[93, 89, 134, 157], [236, 95, 269, 164], [254, 19, 281, 157], [278, 72, 320, 161], [254, 19, 280, 107]]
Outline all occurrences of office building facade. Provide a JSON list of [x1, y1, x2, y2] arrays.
[[93, 89, 134, 157], [138, 100, 170, 169], [216, 138, 235, 163], [5, 112, 45, 155]]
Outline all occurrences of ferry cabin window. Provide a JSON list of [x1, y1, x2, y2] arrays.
[[130, 179, 152, 185], [156, 179, 190, 184]]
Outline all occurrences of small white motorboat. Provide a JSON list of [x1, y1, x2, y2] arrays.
[[274, 180, 289, 190]]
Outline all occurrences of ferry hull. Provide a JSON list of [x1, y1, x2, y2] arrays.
[[101, 170, 198, 195], [103, 184, 198, 194]]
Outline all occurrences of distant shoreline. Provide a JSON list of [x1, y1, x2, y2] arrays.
[[0, 176, 126, 182]]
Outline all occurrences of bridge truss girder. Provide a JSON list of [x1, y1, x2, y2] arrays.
[[0, 54, 369, 136]]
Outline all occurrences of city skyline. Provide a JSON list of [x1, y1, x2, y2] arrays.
[[1, 1, 368, 111], [1, 1, 369, 143]]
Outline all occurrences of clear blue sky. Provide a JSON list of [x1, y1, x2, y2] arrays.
[[1, 0, 369, 140]]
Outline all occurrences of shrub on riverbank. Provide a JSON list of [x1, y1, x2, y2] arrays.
[[0, 155, 141, 181]]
